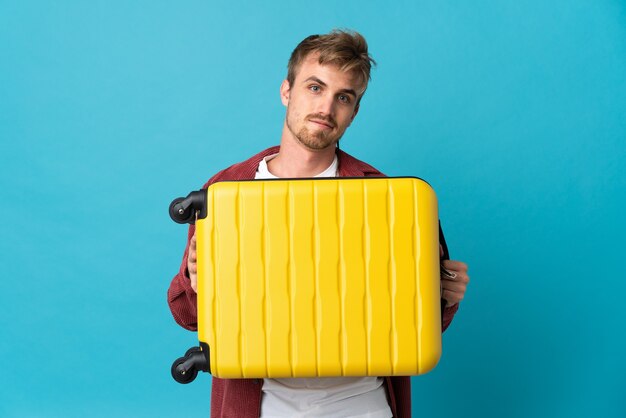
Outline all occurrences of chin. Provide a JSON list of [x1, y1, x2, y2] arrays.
[[297, 132, 339, 151], [302, 139, 336, 151]]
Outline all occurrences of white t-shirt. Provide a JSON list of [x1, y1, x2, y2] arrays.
[[255, 153, 393, 418], [255, 152, 339, 179]]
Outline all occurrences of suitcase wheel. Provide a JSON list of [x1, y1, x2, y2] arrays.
[[171, 356, 198, 384], [169, 197, 195, 224], [171, 345, 210, 384], [169, 191, 207, 224]]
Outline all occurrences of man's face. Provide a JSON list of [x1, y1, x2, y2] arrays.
[[281, 54, 364, 151]]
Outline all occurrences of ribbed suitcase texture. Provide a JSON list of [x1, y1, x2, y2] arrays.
[[195, 177, 441, 378]]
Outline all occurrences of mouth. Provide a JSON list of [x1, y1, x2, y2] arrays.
[[308, 119, 334, 129]]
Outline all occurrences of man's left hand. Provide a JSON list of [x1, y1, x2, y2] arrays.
[[440, 246, 469, 307], [441, 260, 469, 306]]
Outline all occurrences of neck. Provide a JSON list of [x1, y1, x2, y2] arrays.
[[268, 122, 337, 177]]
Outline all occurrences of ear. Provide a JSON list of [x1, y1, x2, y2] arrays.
[[280, 79, 290, 106]]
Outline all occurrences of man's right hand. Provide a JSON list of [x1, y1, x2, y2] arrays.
[[187, 234, 198, 292]]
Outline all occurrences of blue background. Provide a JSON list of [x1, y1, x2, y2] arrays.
[[1, 1, 625, 417]]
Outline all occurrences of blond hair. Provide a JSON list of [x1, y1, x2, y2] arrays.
[[287, 29, 376, 97]]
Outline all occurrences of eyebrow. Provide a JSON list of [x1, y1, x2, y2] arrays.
[[303, 76, 358, 98]]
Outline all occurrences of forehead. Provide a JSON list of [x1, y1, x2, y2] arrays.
[[294, 54, 365, 92]]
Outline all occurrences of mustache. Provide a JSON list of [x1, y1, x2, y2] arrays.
[[306, 113, 336, 127]]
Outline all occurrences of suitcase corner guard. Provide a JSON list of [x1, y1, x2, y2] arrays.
[[171, 343, 210, 384]]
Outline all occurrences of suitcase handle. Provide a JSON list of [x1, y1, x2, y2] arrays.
[[169, 191, 207, 224]]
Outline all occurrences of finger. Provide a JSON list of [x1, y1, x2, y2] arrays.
[[442, 271, 469, 284], [441, 279, 467, 293], [442, 289, 464, 305], [442, 260, 468, 272], [440, 266, 457, 280], [187, 244, 196, 262]]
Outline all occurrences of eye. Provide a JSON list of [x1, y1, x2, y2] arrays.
[[309, 85, 321, 92], [338, 94, 351, 104]]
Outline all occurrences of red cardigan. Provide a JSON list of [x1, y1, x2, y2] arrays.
[[167, 146, 459, 417]]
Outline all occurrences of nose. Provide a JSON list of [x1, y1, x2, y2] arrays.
[[316, 92, 336, 117]]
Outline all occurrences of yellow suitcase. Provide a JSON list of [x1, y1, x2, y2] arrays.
[[170, 177, 442, 383]]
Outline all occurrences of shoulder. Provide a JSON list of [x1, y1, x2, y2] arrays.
[[202, 146, 280, 188], [337, 149, 386, 177]]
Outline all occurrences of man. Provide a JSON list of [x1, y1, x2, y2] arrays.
[[168, 29, 469, 418]]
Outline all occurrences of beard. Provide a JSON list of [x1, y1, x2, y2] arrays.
[[287, 112, 342, 150]]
